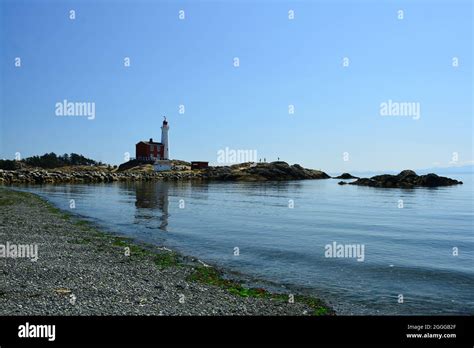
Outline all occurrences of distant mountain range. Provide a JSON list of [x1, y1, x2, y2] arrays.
[[417, 164, 473, 175]]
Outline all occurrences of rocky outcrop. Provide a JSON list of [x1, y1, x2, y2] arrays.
[[0, 169, 203, 185], [349, 170, 463, 188], [0, 162, 330, 184], [117, 159, 150, 171], [118, 159, 191, 172], [334, 173, 359, 179], [200, 162, 330, 181]]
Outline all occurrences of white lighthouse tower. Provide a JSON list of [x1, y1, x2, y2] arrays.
[[153, 116, 172, 172], [161, 116, 169, 160]]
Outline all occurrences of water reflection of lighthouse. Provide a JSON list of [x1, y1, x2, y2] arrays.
[[134, 182, 169, 231]]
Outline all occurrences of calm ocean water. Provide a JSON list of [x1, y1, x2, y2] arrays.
[[21, 173, 473, 315]]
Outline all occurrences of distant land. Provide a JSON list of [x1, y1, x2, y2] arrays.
[[417, 164, 474, 175]]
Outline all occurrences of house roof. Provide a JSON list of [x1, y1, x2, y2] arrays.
[[136, 141, 163, 146]]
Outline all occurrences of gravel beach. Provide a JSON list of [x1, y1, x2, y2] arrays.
[[0, 187, 332, 316]]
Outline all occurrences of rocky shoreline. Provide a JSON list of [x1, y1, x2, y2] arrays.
[[0, 161, 330, 185], [0, 188, 333, 316], [0, 162, 463, 189], [343, 170, 463, 188]]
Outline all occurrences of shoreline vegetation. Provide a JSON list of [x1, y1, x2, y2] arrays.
[[0, 188, 333, 316]]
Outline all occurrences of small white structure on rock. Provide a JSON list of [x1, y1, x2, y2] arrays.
[[153, 117, 172, 172]]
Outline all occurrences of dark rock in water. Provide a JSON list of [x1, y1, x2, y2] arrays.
[[337, 181, 347, 185], [397, 170, 417, 178], [207, 161, 331, 181], [334, 173, 359, 179], [417, 173, 462, 187], [348, 170, 463, 188]]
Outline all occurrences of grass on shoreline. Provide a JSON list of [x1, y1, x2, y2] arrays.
[[187, 265, 331, 315], [0, 187, 334, 316]]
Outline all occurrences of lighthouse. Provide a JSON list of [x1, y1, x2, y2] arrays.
[[152, 116, 172, 172], [135, 116, 172, 171], [161, 116, 169, 160]]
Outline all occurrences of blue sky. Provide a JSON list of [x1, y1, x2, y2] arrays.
[[1, 0, 472, 172]]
